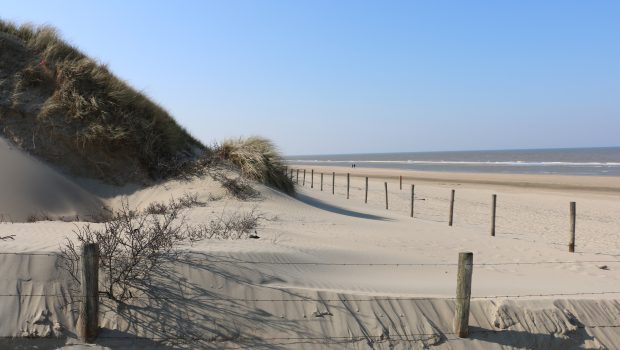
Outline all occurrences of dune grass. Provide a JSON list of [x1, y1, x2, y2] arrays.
[[217, 137, 295, 195], [0, 20, 203, 182], [1, 20, 295, 196]]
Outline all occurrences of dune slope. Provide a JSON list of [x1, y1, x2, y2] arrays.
[[0, 21, 203, 184], [0, 136, 103, 222]]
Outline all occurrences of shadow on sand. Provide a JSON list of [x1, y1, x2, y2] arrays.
[[468, 325, 599, 350], [295, 193, 392, 221]]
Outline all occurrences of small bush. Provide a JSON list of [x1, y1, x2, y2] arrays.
[[217, 137, 294, 195], [143, 192, 205, 215], [221, 177, 260, 200], [60, 200, 265, 302], [144, 201, 169, 215], [175, 192, 205, 209], [60, 200, 186, 302], [25, 212, 52, 222], [187, 208, 263, 241]]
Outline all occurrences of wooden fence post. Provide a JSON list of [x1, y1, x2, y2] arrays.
[[311, 169, 314, 188], [332, 172, 335, 195], [491, 194, 497, 237], [449, 189, 455, 226], [303, 169, 306, 186], [384, 182, 389, 209], [400, 175, 402, 190], [321, 173, 324, 191], [296, 169, 299, 184], [454, 252, 473, 338], [410, 184, 415, 218], [289, 169, 293, 180], [569, 201, 576, 253], [364, 177, 369, 204], [79, 243, 99, 343], [347, 173, 350, 199]]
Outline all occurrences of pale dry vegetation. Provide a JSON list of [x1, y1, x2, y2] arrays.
[[217, 137, 294, 195], [60, 198, 265, 302], [1, 21, 295, 195], [0, 21, 202, 183]]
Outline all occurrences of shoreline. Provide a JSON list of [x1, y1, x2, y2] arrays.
[[286, 164, 620, 195]]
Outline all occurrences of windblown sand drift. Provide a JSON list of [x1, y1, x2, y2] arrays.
[[0, 137, 102, 222]]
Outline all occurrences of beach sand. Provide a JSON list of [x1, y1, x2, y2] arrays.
[[1, 158, 620, 349]]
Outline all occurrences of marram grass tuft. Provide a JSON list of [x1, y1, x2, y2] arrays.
[[217, 137, 294, 195]]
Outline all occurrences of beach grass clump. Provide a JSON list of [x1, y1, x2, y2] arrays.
[[0, 20, 203, 182], [217, 137, 294, 195]]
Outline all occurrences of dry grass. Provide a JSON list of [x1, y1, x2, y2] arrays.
[[1, 21, 296, 196], [0, 20, 203, 182], [217, 137, 294, 195]]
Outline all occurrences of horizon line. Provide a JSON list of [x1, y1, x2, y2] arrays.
[[285, 145, 620, 158]]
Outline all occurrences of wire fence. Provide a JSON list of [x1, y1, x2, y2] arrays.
[[1, 251, 620, 345], [2, 167, 620, 345], [287, 167, 620, 255]]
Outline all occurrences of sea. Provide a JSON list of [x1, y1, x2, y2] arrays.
[[286, 147, 620, 176]]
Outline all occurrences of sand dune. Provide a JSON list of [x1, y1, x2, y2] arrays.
[[0, 137, 104, 222], [1, 167, 620, 348]]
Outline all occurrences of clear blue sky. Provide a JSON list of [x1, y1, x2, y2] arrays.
[[3, 0, 619, 155]]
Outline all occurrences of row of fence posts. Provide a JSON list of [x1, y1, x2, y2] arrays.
[[73, 241, 476, 341], [288, 167, 578, 253]]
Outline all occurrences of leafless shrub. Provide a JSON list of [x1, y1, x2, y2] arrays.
[[143, 192, 205, 215], [175, 192, 205, 209], [187, 208, 263, 242], [60, 200, 186, 302], [60, 196, 263, 302], [221, 177, 259, 200], [25, 212, 52, 223], [144, 201, 169, 215], [0, 214, 14, 224], [208, 193, 224, 202]]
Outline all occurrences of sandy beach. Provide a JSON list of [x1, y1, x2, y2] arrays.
[[1, 151, 620, 348], [3, 8, 619, 348]]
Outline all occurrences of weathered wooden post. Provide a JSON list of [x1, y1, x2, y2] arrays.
[[384, 182, 389, 209], [303, 169, 306, 186], [311, 169, 314, 188], [491, 194, 497, 237], [320, 173, 324, 191], [296, 169, 299, 184], [410, 184, 415, 218], [454, 252, 473, 338], [347, 173, 350, 199], [569, 201, 576, 253], [289, 169, 293, 180], [364, 177, 369, 204], [79, 243, 99, 343], [332, 172, 335, 195], [449, 189, 455, 226], [400, 175, 402, 190]]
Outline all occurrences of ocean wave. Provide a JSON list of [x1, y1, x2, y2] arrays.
[[286, 160, 620, 167]]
